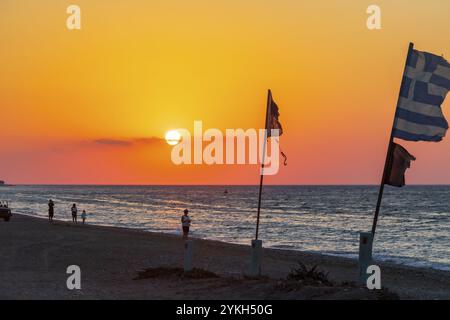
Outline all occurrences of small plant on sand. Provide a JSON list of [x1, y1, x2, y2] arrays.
[[373, 287, 400, 300], [134, 267, 219, 280], [286, 261, 332, 286]]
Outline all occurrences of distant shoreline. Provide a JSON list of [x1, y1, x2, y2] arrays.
[[4, 184, 450, 187]]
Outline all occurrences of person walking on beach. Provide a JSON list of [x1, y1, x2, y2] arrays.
[[81, 210, 87, 224], [48, 199, 54, 223], [71, 203, 78, 223], [181, 209, 191, 239]]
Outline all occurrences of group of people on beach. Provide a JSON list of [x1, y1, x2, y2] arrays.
[[47, 199, 191, 239], [47, 199, 87, 224]]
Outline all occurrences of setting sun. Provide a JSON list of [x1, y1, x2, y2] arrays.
[[165, 130, 181, 146]]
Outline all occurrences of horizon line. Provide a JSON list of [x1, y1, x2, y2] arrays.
[[4, 183, 450, 187]]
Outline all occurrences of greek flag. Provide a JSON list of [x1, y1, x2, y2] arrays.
[[393, 46, 450, 142]]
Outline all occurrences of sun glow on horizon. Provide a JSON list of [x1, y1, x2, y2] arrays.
[[165, 130, 181, 146]]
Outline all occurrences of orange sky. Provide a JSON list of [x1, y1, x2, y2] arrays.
[[1, 0, 450, 184]]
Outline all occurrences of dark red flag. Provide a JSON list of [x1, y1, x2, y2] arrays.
[[266, 91, 283, 137], [385, 143, 416, 187], [265, 91, 286, 165]]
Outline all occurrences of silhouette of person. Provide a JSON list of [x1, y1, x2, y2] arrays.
[[48, 199, 54, 223], [181, 209, 191, 239], [81, 210, 87, 224], [71, 203, 78, 223]]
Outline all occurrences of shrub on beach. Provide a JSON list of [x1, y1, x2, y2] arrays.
[[134, 267, 219, 280], [286, 261, 332, 286]]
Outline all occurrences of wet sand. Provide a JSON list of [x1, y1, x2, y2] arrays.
[[0, 214, 449, 299]]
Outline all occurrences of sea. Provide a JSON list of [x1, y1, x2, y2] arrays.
[[1, 185, 449, 271]]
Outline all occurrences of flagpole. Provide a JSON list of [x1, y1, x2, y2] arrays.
[[371, 42, 414, 236], [255, 89, 272, 240]]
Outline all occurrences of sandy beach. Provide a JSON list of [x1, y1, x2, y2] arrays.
[[0, 213, 449, 300]]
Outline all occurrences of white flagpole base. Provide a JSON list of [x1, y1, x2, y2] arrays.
[[358, 232, 373, 285], [184, 240, 193, 272], [248, 240, 263, 277]]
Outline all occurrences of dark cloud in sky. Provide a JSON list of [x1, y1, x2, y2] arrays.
[[94, 139, 132, 146], [93, 137, 164, 147]]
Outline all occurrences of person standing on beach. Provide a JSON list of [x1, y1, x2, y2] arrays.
[[48, 199, 54, 222], [71, 203, 78, 223], [81, 210, 87, 224], [181, 209, 191, 239]]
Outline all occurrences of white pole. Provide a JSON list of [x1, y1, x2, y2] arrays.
[[358, 232, 373, 284], [249, 239, 263, 277]]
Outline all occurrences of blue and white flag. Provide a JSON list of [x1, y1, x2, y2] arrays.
[[393, 47, 450, 142]]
